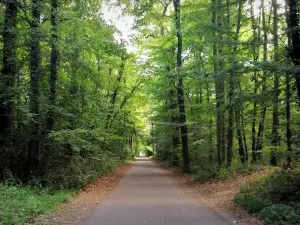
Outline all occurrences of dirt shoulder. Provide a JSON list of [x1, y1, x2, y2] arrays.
[[31, 163, 133, 225], [163, 167, 273, 225]]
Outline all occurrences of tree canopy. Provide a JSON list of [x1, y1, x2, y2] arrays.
[[1, 0, 300, 187]]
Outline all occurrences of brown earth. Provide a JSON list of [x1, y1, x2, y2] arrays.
[[31, 163, 133, 225]]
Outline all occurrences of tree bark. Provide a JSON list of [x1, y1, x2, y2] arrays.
[[285, 4, 293, 167], [286, 0, 300, 98], [226, 0, 242, 167], [29, 0, 42, 171], [212, 0, 226, 167], [250, 0, 261, 162], [173, 0, 190, 173], [0, 1, 18, 146], [47, 0, 58, 132], [286, 72, 292, 167], [270, 0, 280, 166], [167, 67, 181, 166], [235, 109, 246, 164], [106, 53, 126, 128], [255, 0, 268, 161]]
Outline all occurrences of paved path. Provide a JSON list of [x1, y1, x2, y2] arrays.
[[83, 157, 233, 225]]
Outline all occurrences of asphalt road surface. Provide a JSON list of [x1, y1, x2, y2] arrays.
[[83, 157, 233, 225]]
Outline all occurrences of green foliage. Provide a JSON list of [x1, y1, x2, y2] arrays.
[[261, 204, 300, 225], [0, 184, 73, 225], [193, 168, 219, 182], [42, 129, 135, 188], [0, 0, 147, 189], [234, 190, 272, 213], [234, 171, 300, 224]]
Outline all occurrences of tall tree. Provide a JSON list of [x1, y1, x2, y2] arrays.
[[47, 0, 59, 132], [212, 0, 226, 167], [255, 0, 269, 161], [106, 51, 126, 128], [270, 0, 280, 166], [286, 0, 300, 98], [173, 0, 190, 172], [167, 66, 181, 166], [250, 0, 261, 161], [227, 0, 243, 167], [0, 0, 18, 147], [29, 0, 42, 171]]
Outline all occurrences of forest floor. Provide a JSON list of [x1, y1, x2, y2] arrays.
[[161, 166, 275, 225], [30, 163, 133, 225]]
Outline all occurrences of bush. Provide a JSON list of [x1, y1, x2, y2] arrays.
[[40, 129, 129, 188], [234, 171, 300, 225], [193, 168, 218, 182], [234, 191, 272, 213], [261, 203, 300, 225]]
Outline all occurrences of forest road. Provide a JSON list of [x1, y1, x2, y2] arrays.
[[83, 157, 234, 225]]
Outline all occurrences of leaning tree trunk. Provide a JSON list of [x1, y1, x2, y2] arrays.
[[29, 0, 42, 173], [47, 0, 58, 132], [173, 0, 190, 173], [0, 1, 18, 145]]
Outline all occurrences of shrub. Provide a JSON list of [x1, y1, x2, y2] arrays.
[[234, 191, 272, 213], [234, 171, 300, 225], [193, 168, 218, 182], [40, 129, 129, 188], [261, 203, 300, 225]]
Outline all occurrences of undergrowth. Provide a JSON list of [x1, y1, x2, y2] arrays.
[[0, 129, 135, 225], [234, 170, 300, 225], [192, 164, 266, 183], [0, 184, 74, 225]]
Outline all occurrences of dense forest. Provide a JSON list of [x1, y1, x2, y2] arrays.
[[132, 0, 300, 173], [0, 0, 147, 187], [1, 0, 300, 224]]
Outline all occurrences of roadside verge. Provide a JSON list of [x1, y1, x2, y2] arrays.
[[31, 163, 133, 225]]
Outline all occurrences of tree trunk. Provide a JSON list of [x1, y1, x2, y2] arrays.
[[0, 1, 18, 146], [270, 0, 280, 166], [168, 67, 181, 166], [226, 0, 242, 167], [255, 0, 268, 161], [286, 72, 292, 167], [29, 0, 42, 172], [212, 0, 226, 167], [47, 0, 58, 132], [285, 5, 293, 167], [173, 0, 190, 173], [106, 52, 126, 128], [286, 0, 300, 98], [227, 74, 234, 167], [235, 109, 246, 164], [241, 110, 248, 161], [199, 52, 214, 163], [250, 0, 261, 162]]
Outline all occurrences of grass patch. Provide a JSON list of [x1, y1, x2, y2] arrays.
[[234, 170, 300, 225], [0, 184, 74, 225]]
